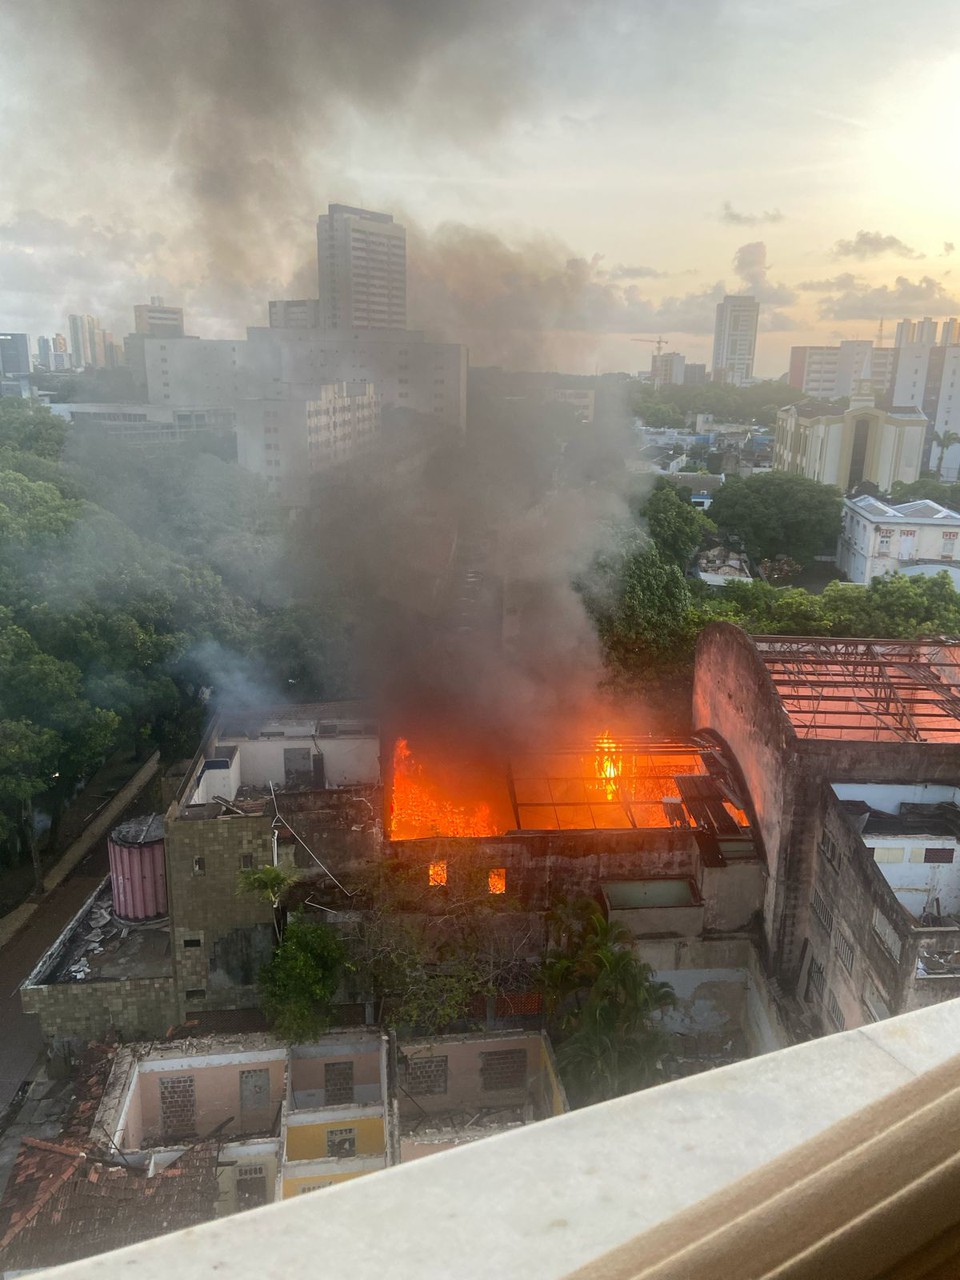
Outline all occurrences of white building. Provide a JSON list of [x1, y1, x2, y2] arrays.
[[788, 341, 895, 400], [837, 494, 960, 583], [317, 203, 407, 331], [234, 381, 380, 503], [711, 295, 758, 386], [268, 299, 320, 329], [52, 401, 235, 446], [941, 318, 960, 346]]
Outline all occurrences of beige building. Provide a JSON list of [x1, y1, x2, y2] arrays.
[[838, 494, 960, 583], [774, 393, 926, 491], [134, 298, 185, 338], [711, 295, 758, 386]]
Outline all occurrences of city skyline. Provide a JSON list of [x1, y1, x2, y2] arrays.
[[1, 2, 959, 375]]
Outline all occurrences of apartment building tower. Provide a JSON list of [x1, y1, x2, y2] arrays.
[[317, 204, 407, 331], [711, 295, 759, 386]]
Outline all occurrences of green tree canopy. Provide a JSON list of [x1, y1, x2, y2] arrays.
[[708, 473, 842, 566], [258, 918, 346, 1041], [642, 479, 715, 568]]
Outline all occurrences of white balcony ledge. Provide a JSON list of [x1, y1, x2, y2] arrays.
[[46, 999, 960, 1280]]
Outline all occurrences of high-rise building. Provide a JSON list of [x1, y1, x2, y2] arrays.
[[916, 316, 939, 345], [134, 298, 185, 338], [788, 341, 895, 400], [711, 295, 758, 386], [894, 318, 916, 347], [36, 336, 52, 369], [268, 299, 320, 329], [0, 332, 31, 377], [316, 204, 407, 331], [68, 314, 90, 367], [683, 363, 707, 387], [941, 318, 960, 346], [53, 333, 67, 354], [650, 351, 686, 387]]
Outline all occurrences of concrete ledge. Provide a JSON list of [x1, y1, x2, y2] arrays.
[[0, 902, 38, 950]]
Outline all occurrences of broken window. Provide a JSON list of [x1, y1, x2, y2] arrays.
[[326, 1127, 356, 1157], [324, 1060, 355, 1105], [406, 1054, 448, 1096], [193, 856, 205, 876], [428, 860, 447, 887], [488, 867, 506, 894]]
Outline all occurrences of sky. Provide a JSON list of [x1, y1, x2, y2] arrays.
[[1, 0, 959, 376]]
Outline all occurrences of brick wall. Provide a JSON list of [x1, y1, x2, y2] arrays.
[[20, 975, 177, 1047]]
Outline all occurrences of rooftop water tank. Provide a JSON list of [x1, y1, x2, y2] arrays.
[[108, 813, 168, 923]]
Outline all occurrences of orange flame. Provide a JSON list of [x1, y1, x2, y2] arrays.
[[594, 731, 622, 801], [390, 738, 498, 840]]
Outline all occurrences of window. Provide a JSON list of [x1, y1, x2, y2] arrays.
[[324, 1060, 355, 1105], [488, 867, 507, 894], [428, 860, 447, 887], [240, 853, 254, 870], [183, 938, 201, 949], [806, 956, 826, 1001], [924, 847, 954, 863], [326, 1127, 356, 1157], [193, 856, 206, 876], [873, 907, 903, 961], [810, 887, 834, 934], [480, 1048, 527, 1092], [185, 988, 206, 1000], [835, 931, 855, 975], [826, 988, 845, 1030], [818, 831, 840, 871], [406, 1054, 448, 1096]]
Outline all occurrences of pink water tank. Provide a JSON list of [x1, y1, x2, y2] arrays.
[[108, 814, 168, 922]]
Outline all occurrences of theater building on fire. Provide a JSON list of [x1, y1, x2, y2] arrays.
[[21, 624, 960, 1063]]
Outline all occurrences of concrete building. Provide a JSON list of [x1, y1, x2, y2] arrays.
[[774, 394, 926, 491], [550, 386, 595, 423], [683, 362, 707, 386], [0, 331, 30, 377], [36, 335, 51, 369], [134, 328, 466, 436], [895, 318, 917, 347], [134, 297, 185, 338], [52, 402, 236, 447], [68, 313, 109, 369], [268, 299, 320, 329], [788, 340, 896, 401], [695, 626, 960, 1037], [941, 318, 960, 346], [711, 295, 758, 386], [650, 351, 685, 388], [837, 493, 960, 583], [317, 204, 407, 331], [234, 381, 381, 502], [916, 317, 939, 346]]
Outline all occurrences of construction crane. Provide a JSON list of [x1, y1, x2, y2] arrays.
[[631, 335, 671, 388]]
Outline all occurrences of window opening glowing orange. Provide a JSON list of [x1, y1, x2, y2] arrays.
[[428, 860, 448, 887], [594, 731, 622, 801], [488, 867, 506, 895]]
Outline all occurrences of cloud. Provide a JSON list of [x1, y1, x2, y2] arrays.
[[833, 230, 923, 260], [720, 201, 784, 226], [764, 310, 800, 332], [797, 272, 863, 292], [944, 242, 956, 257], [731, 241, 796, 305], [817, 275, 960, 321], [610, 264, 667, 280]]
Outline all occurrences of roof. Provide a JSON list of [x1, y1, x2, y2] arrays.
[[845, 494, 960, 523], [0, 1140, 220, 1270], [111, 812, 165, 845], [0, 1045, 220, 1270], [752, 636, 960, 742]]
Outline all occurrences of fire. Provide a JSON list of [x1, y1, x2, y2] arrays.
[[390, 738, 499, 840], [594, 731, 623, 800]]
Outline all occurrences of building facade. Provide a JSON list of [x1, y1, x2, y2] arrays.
[[650, 351, 686, 388], [317, 204, 407, 331], [788, 341, 896, 401], [837, 494, 960, 583], [711, 295, 758, 386], [774, 395, 926, 491], [0, 331, 30, 377], [134, 298, 185, 338], [268, 299, 320, 329]]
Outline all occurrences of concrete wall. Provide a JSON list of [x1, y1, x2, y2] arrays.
[[284, 1111, 385, 1162], [135, 1054, 286, 1146], [289, 1040, 383, 1104], [233, 735, 379, 788], [398, 1033, 543, 1118]]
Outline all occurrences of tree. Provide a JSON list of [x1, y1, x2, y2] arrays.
[[643, 479, 715, 569], [540, 897, 675, 1105], [583, 538, 697, 679], [0, 399, 67, 460], [932, 430, 960, 482], [708, 473, 842, 566], [238, 864, 299, 939], [257, 917, 345, 1041]]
